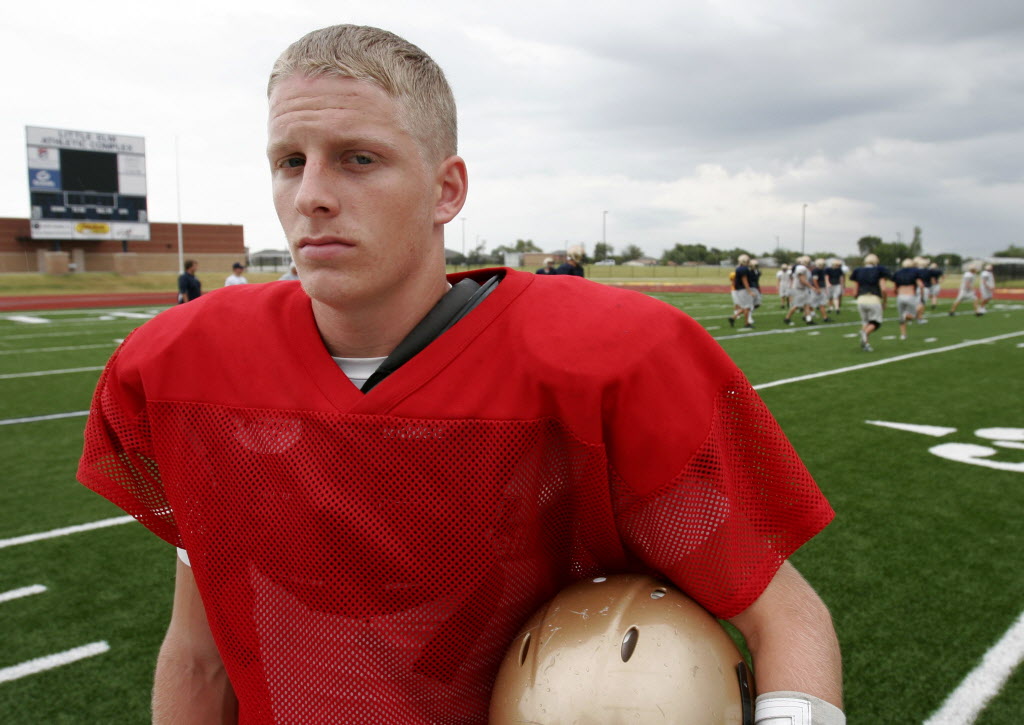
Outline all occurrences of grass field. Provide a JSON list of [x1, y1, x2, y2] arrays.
[[1, 288, 1021, 723]]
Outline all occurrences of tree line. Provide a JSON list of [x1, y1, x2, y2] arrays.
[[449, 228, 1017, 268]]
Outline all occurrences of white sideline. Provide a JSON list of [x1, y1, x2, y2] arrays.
[[0, 366, 104, 380], [0, 584, 47, 603], [0, 343, 114, 356], [752, 331, 1024, 390], [923, 610, 1024, 725], [0, 411, 89, 426], [0, 642, 110, 684], [0, 516, 135, 550]]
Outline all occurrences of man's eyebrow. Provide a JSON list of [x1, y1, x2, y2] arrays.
[[266, 135, 401, 159]]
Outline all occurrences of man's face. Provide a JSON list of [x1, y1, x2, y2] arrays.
[[268, 74, 445, 309]]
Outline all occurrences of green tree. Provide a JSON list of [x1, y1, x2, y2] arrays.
[[593, 242, 614, 262], [993, 245, 1024, 258], [493, 239, 542, 255], [616, 244, 645, 263], [857, 236, 883, 255]]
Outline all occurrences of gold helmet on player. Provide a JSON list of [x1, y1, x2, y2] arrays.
[[489, 574, 755, 724]]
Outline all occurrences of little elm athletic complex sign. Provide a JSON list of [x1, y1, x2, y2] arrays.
[[26, 126, 149, 241]]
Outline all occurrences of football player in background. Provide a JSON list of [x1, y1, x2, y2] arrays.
[[892, 258, 923, 340], [978, 263, 995, 314], [850, 253, 889, 351], [949, 262, 980, 316], [78, 24, 843, 725], [783, 255, 816, 325]]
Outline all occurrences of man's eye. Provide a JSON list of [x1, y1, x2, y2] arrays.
[[351, 154, 373, 166], [282, 157, 304, 168]]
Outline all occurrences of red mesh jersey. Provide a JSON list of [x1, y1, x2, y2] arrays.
[[78, 270, 834, 724]]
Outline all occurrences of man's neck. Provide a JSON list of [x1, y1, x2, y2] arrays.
[[311, 274, 452, 358]]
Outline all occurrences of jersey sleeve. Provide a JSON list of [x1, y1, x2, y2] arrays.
[[606, 318, 834, 619], [77, 331, 181, 547]]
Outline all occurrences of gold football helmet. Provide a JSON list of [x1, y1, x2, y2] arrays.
[[490, 574, 754, 724]]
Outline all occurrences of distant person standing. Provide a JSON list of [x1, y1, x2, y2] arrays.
[[555, 251, 584, 277], [978, 264, 995, 314], [279, 262, 300, 281], [177, 260, 201, 304], [536, 257, 557, 275], [927, 262, 944, 309], [850, 253, 889, 351], [948, 263, 980, 316], [225, 262, 249, 286], [749, 258, 763, 310], [776, 263, 792, 309], [728, 254, 755, 328], [825, 260, 845, 315]]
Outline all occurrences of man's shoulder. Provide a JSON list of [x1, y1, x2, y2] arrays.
[[131, 282, 304, 348]]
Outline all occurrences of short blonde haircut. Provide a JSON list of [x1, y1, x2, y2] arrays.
[[268, 25, 457, 164], [737, 254, 750, 265], [864, 253, 879, 265]]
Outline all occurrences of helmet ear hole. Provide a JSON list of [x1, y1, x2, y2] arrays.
[[620, 626, 640, 662], [518, 633, 532, 667], [650, 588, 667, 600]]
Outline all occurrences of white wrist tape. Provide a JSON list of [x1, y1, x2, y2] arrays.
[[755, 692, 845, 725]]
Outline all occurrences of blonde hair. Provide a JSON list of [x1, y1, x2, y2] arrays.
[[864, 253, 879, 265], [902, 258, 914, 268], [268, 25, 457, 163], [737, 254, 750, 265]]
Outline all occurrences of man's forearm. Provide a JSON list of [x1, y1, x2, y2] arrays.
[[729, 562, 843, 710], [153, 645, 238, 724]]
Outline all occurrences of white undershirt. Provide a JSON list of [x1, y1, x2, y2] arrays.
[[176, 354, 386, 567]]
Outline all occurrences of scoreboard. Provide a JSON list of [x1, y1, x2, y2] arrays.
[[26, 126, 150, 241]]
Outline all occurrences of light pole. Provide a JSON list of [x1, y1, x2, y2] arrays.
[[602, 210, 608, 248], [801, 204, 807, 255], [460, 217, 466, 265]]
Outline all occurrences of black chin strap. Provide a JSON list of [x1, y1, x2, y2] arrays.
[[360, 274, 501, 393]]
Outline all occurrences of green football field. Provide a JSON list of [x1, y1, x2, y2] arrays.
[[1, 292, 1021, 724]]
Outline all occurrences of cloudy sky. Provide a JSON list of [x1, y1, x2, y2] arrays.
[[2, 0, 1021, 260]]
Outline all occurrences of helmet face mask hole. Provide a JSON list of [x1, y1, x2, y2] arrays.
[[620, 626, 639, 662], [518, 633, 532, 667]]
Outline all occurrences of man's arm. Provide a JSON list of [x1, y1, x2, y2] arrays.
[[153, 559, 238, 724], [728, 561, 843, 718]]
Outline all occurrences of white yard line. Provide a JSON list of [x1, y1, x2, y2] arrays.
[[752, 331, 1024, 390], [0, 343, 114, 356], [0, 584, 47, 604], [0, 516, 135, 550], [0, 366, 104, 380], [0, 411, 90, 426], [0, 642, 110, 684], [923, 610, 1024, 725]]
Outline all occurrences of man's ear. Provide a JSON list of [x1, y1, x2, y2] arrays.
[[434, 155, 468, 224]]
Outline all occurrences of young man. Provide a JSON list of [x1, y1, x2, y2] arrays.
[[825, 259, 845, 314], [776, 262, 792, 309], [978, 263, 995, 314], [225, 262, 249, 286], [927, 261, 944, 309], [850, 253, 889, 351], [892, 258, 923, 340], [176, 259, 201, 303], [949, 263, 980, 316], [784, 255, 816, 325], [535, 257, 557, 275], [728, 253, 755, 328], [77, 25, 843, 725]]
